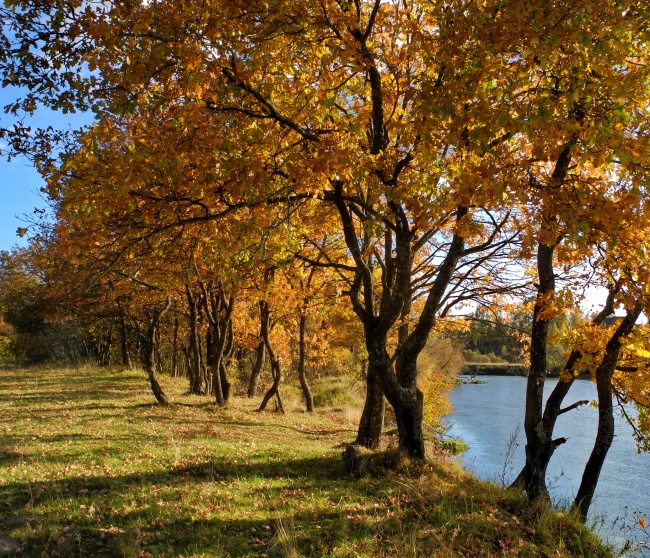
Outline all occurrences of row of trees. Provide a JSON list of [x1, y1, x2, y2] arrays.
[[0, 244, 369, 399], [2, 0, 650, 519]]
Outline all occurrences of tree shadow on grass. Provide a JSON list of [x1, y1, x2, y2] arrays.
[[1, 453, 348, 506], [0, 448, 21, 465], [0, 367, 146, 406], [16, 508, 387, 558], [0, 453, 605, 558], [0, 452, 400, 557]]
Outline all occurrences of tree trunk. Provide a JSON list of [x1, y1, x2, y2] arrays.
[[297, 313, 314, 412], [392, 348, 425, 458], [221, 317, 234, 401], [200, 281, 235, 406], [258, 301, 284, 413], [247, 340, 266, 397], [208, 326, 226, 405], [140, 297, 172, 406], [573, 306, 641, 520], [366, 329, 426, 458], [258, 351, 284, 412], [171, 315, 179, 377], [185, 285, 203, 395], [510, 286, 619, 490], [120, 314, 132, 369], [522, 144, 576, 499], [219, 360, 230, 401], [102, 322, 113, 366], [332, 183, 468, 459], [356, 361, 385, 448], [523, 240, 556, 500], [154, 326, 163, 373]]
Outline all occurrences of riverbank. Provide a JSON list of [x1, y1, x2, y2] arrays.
[[447, 375, 650, 556], [460, 363, 588, 378], [0, 365, 612, 557]]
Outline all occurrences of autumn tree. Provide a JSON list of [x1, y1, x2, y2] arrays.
[[0, 248, 52, 362], [459, 0, 650, 501], [3, 0, 650, 463], [0, 0, 541, 456]]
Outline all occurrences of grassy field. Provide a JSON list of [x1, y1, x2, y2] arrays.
[[0, 364, 612, 557]]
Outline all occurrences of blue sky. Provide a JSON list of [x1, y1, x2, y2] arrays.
[[0, 87, 91, 253], [0, 152, 46, 252]]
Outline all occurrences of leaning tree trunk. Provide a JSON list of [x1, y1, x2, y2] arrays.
[[258, 301, 284, 413], [297, 312, 314, 412], [139, 297, 172, 406], [510, 286, 619, 490], [522, 240, 556, 501], [247, 340, 266, 398], [522, 142, 577, 500], [154, 326, 163, 373], [573, 306, 641, 520], [356, 361, 385, 448]]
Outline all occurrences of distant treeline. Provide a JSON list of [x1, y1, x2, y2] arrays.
[[462, 363, 528, 377]]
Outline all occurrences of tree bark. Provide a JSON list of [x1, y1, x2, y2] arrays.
[[392, 343, 426, 458], [247, 340, 266, 397], [356, 361, 385, 448], [140, 297, 172, 406], [185, 284, 203, 395], [521, 141, 576, 499], [332, 181, 468, 458], [573, 306, 641, 520], [258, 300, 284, 413], [200, 281, 234, 406], [120, 314, 132, 369], [522, 240, 556, 500], [154, 326, 163, 373], [297, 312, 314, 412], [221, 316, 234, 401], [510, 286, 618, 490], [171, 315, 179, 377], [388, 209, 467, 458], [365, 324, 427, 458]]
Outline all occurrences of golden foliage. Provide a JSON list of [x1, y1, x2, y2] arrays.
[[417, 338, 465, 428]]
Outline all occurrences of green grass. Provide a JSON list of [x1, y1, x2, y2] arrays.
[[0, 363, 612, 557], [440, 438, 471, 455]]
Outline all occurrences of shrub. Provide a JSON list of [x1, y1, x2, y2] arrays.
[[311, 376, 364, 409], [418, 338, 465, 429]]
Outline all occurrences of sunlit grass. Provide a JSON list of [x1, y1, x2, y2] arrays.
[[0, 363, 611, 557]]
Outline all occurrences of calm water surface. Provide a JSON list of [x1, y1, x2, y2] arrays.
[[445, 376, 650, 552]]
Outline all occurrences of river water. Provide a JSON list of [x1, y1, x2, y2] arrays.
[[445, 375, 650, 554]]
